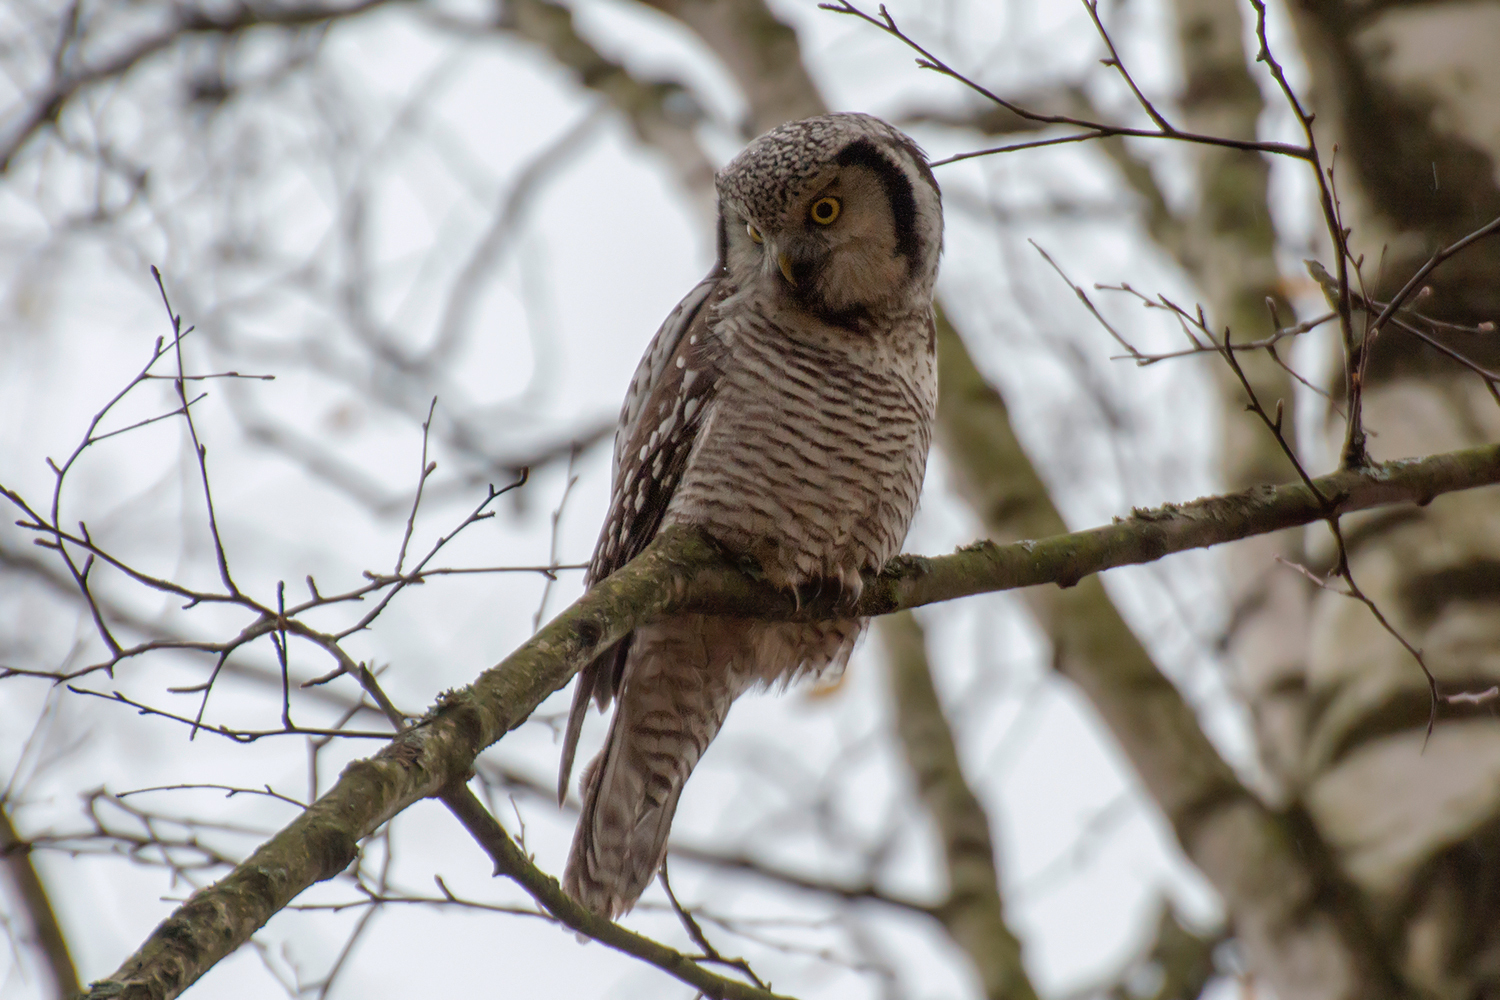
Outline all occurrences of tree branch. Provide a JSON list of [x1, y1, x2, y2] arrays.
[[1, 801, 81, 999], [83, 441, 1500, 998], [439, 786, 791, 1000], [0, 0, 403, 173]]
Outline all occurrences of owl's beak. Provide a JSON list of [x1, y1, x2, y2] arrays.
[[776, 252, 798, 288]]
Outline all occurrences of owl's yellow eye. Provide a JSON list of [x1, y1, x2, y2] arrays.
[[809, 197, 841, 225], [746, 223, 764, 244]]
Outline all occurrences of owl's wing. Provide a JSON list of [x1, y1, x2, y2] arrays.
[[558, 268, 726, 803]]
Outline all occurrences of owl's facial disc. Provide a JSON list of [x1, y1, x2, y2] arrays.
[[714, 113, 942, 326], [721, 143, 936, 321]]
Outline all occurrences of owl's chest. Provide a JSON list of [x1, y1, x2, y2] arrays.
[[664, 314, 935, 571], [717, 318, 928, 467]]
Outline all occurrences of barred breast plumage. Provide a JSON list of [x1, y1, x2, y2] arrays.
[[559, 113, 943, 919]]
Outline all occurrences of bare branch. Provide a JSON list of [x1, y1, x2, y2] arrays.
[[0, 0, 403, 173], [439, 786, 794, 1000]]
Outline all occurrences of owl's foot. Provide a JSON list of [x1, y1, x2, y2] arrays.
[[794, 567, 864, 615], [730, 535, 867, 614]]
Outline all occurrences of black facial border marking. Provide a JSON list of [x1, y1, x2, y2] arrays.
[[833, 138, 924, 272], [894, 134, 940, 200], [716, 208, 729, 267]]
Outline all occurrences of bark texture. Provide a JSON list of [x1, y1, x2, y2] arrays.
[[1156, 0, 1500, 995]]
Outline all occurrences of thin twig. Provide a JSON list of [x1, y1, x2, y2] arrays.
[[65, 687, 396, 742], [154, 266, 242, 598], [818, 0, 1313, 168], [660, 861, 772, 990], [533, 448, 580, 632], [1367, 213, 1500, 340], [394, 399, 441, 576], [115, 783, 307, 808]]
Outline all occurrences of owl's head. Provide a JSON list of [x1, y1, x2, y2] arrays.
[[715, 113, 942, 326]]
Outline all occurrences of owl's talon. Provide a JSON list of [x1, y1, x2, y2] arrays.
[[799, 572, 863, 614], [834, 572, 865, 614]]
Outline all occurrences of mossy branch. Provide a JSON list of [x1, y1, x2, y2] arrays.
[[85, 441, 1500, 999]]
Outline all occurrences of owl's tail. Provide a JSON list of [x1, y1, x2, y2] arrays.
[[562, 632, 735, 919]]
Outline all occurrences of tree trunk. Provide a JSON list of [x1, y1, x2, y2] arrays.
[[1285, 3, 1500, 995]]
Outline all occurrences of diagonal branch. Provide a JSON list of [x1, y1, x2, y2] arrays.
[[82, 441, 1500, 999], [440, 786, 790, 1000], [0, 801, 81, 999]]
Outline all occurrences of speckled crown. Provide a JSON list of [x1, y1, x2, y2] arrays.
[[715, 112, 932, 218]]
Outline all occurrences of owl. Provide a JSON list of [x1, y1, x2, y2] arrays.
[[558, 113, 943, 918]]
